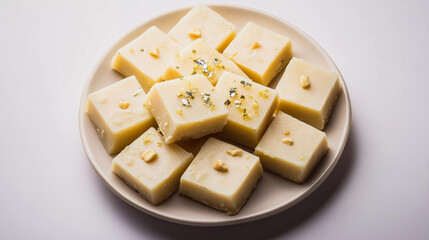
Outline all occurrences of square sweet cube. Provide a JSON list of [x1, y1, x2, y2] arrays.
[[223, 22, 292, 86], [215, 71, 278, 148], [86, 76, 156, 154], [112, 26, 182, 92], [276, 57, 341, 130], [144, 74, 228, 144], [163, 38, 247, 85], [111, 127, 193, 205], [179, 137, 263, 215], [168, 4, 236, 52], [254, 111, 328, 183]]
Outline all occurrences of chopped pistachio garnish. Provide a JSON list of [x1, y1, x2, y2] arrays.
[[193, 58, 215, 78], [240, 95, 245, 99], [213, 160, 228, 172], [140, 149, 157, 163], [149, 47, 159, 57], [176, 108, 183, 115], [299, 75, 311, 89], [142, 134, 153, 144], [130, 48, 134, 53], [207, 71, 214, 78], [246, 156, 250, 159], [229, 87, 237, 97], [179, 76, 184, 80], [251, 42, 261, 49], [157, 142, 162, 147], [224, 99, 231, 106], [185, 90, 195, 99], [133, 88, 142, 97], [242, 112, 250, 120], [234, 100, 241, 108], [254, 111, 259, 117], [188, 29, 202, 38], [282, 138, 294, 145], [252, 100, 259, 109], [201, 93, 213, 107], [191, 70, 197, 75], [194, 59, 206, 68], [240, 80, 252, 88], [192, 49, 196, 54], [175, 66, 179, 69], [284, 131, 290, 136], [181, 98, 191, 107], [226, 149, 243, 157], [213, 58, 225, 69], [259, 90, 270, 98], [118, 100, 130, 109], [299, 155, 307, 161], [140, 49, 144, 52]]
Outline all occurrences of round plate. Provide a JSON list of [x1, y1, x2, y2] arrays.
[[79, 5, 351, 226]]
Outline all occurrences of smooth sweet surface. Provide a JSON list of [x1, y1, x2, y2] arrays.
[[168, 4, 236, 52], [144, 74, 228, 143], [215, 71, 278, 147], [223, 22, 292, 86], [112, 127, 193, 205], [163, 38, 247, 85], [255, 112, 328, 183], [276, 57, 341, 130], [86, 76, 156, 154], [180, 137, 263, 215], [112, 26, 182, 92]]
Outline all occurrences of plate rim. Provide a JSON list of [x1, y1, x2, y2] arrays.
[[78, 4, 352, 226]]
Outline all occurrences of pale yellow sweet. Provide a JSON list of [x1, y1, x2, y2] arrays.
[[223, 22, 292, 86], [168, 4, 236, 52], [163, 38, 247, 85], [254, 111, 328, 183], [112, 26, 182, 93], [112, 127, 193, 205], [179, 137, 263, 215], [276, 57, 341, 130], [144, 74, 228, 144], [214, 71, 278, 147], [86, 76, 156, 154]]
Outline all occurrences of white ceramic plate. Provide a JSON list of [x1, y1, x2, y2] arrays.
[[79, 5, 351, 226]]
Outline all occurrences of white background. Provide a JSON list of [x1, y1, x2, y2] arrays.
[[1, 0, 428, 239]]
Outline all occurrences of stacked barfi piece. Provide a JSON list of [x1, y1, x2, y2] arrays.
[[85, 4, 341, 215]]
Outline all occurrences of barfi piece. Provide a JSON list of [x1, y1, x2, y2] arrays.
[[254, 112, 328, 183], [215, 71, 278, 148], [179, 137, 263, 215], [276, 57, 341, 130], [112, 26, 182, 92], [144, 74, 228, 144], [86, 76, 156, 154], [223, 22, 292, 86], [168, 4, 236, 52], [112, 127, 193, 205], [163, 38, 247, 85]]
